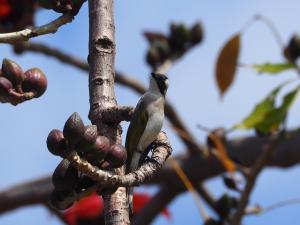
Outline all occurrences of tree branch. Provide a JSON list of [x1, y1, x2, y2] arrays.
[[87, 0, 130, 224], [0, 14, 74, 43], [229, 135, 281, 225], [2, 130, 300, 217]]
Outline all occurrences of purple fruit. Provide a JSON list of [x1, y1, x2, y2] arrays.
[[49, 189, 73, 210], [0, 77, 13, 96], [63, 112, 85, 145], [85, 136, 110, 164], [47, 129, 67, 156], [52, 159, 79, 191], [22, 68, 47, 97], [106, 144, 127, 168], [76, 125, 98, 152], [2, 58, 24, 87]]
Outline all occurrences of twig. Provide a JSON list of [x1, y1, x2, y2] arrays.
[[245, 198, 300, 216], [0, 14, 74, 43], [229, 134, 282, 225], [170, 158, 210, 221]]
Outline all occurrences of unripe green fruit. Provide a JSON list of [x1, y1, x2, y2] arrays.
[[106, 144, 127, 168], [63, 112, 85, 145], [76, 125, 98, 152], [85, 136, 110, 164], [0, 77, 13, 97], [49, 189, 73, 210], [2, 58, 24, 87], [52, 159, 79, 191], [46, 129, 67, 156], [22, 68, 47, 98]]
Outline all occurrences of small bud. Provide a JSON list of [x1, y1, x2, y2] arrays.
[[146, 47, 162, 69], [284, 34, 300, 62], [22, 68, 47, 98], [76, 125, 98, 152], [169, 23, 190, 51], [52, 159, 79, 191], [49, 189, 73, 210], [106, 144, 127, 168], [0, 77, 13, 97], [63, 112, 85, 145], [2, 58, 24, 87], [47, 129, 67, 156], [85, 136, 110, 164], [190, 23, 203, 44]]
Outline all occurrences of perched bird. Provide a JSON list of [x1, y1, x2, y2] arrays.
[[125, 72, 169, 212]]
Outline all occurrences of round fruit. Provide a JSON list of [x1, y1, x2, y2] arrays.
[[0, 77, 13, 97], [49, 189, 73, 210], [22, 68, 47, 97], [63, 112, 85, 145], [86, 136, 110, 164], [46, 129, 67, 156], [52, 159, 79, 191], [2, 58, 24, 87], [76, 125, 98, 152], [106, 144, 127, 168]]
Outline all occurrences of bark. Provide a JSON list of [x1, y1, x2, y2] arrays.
[[87, 0, 129, 224]]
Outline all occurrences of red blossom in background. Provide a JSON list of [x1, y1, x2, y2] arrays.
[[0, 0, 11, 18], [0, 0, 37, 32], [63, 193, 171, 225]]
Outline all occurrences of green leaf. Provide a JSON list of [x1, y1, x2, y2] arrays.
[[234, 84, 283, 129], [253, 63, 296, 74], [234, 81, 296, 131], [256, 85, 300, 132]]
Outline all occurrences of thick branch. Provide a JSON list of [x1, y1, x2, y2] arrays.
[[87, 0, 129, 224], [0, 14, 74, 43], [1, 130, 300, 215]]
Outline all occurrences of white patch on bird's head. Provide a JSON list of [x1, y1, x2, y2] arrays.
[[149, 73, 169, 96]]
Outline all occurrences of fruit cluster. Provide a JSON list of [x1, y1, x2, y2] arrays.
[[145, 22, 203, 69], [284, 34, 300, 63], [47, 112, 127, 210], [0, 0, 37, 33], [0, 58, 47, 105], [38, 0, 85, 15]]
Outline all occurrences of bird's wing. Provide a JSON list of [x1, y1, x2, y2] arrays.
[[125, 98, 149, 171]]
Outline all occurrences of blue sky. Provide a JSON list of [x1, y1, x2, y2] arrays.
[[1, 1, 300, 225]]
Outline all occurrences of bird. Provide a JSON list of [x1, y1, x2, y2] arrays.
[[125, 72, 169, 213]]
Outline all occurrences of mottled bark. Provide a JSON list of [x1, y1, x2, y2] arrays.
[[87, 0, 129, 224]]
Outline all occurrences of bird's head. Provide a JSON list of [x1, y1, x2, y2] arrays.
[[150, 72, 169, 96]]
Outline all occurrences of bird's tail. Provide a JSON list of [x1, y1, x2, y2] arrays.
[[127, 152, 141, 214], [127, 187, 134, 214]]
